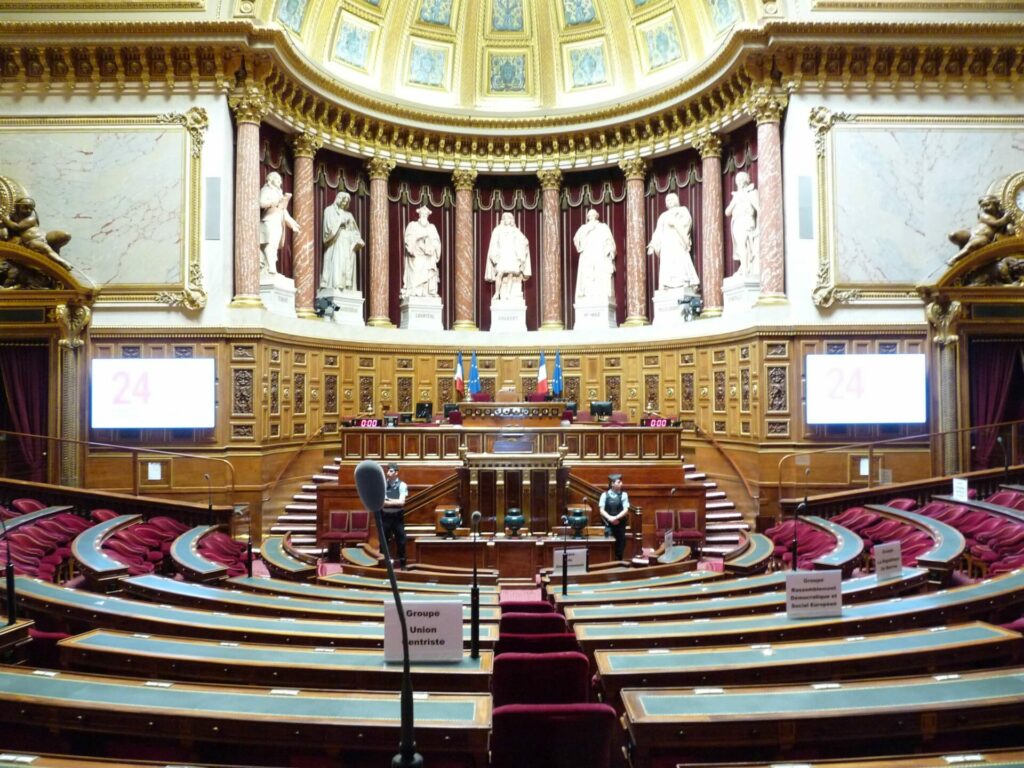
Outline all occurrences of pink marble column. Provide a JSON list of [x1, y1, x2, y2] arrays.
[[228, 86, 268, 307], [694, 132, 724, 316], [452, 169, 478, 331], [366, 156, 396, 327], [752, 87, 786, 302], [619, 157, 648, 326], [537, 169, 564, 330], [290, 132, 322, 319]]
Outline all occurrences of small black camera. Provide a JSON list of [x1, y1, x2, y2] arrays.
[[314, 297, 341, 318]]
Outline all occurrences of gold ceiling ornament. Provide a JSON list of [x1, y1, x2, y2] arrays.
[[536, 168, 563, 189], [157, 107, 209, 158], [290, 130, 323, 158], [618, 157, 647, 181], [55, 300, 91, 350], [365, 156, 396, 179], [922, 297, 963, 347], [748, 83, 787, 124], [228, 83, 270, 124], [692, 130, 723, 159]]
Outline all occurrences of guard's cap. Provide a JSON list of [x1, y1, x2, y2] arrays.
[[608, 473, 622, 483], [387, 462, 399, 471]]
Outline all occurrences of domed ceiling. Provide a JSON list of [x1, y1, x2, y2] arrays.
[[265, 0, 749, 118]]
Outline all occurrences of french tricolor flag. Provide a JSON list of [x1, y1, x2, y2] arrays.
[[536, 351, 548, 395], [454, 352, 465, 395]]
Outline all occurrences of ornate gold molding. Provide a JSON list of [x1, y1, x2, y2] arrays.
[[749, 84, 786, 124], [618, 157, 647, 180], [451, 168, 478, 191], [290, 131, 322, 158], [537, 169, 563, 190], [808, 106, 850, 158], [366, 156, 396, 180], [692, 131, 723, 159], [55, 301, 91, 349], [923, 298, 962, 347], [228, 84, 269, 124], [157, 107, 208, 158]]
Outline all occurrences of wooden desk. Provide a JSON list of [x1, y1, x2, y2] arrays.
[[415, 535, 616, 579]]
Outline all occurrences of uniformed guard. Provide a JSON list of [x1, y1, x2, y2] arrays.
[[598, 473, 630, 561]]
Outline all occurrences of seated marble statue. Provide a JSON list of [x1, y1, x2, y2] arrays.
[[647, 192, 699, 291], [402, 205, 442, 299], [259, 171, 299, 278], [485, 212, 532, 301], [1, 196, 72, 270], [948, 194, 1013, 265], [725, 172, 759, 276], [573, 208, 616, 302], [320, 192, 364, 293]]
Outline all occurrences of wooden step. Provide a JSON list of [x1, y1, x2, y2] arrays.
[[270, 523, 316, 534], [302, 483, 319, 493], [312, 474, 336, 484], [293, 493, 317, 503], [277, 513, 315, 524], [705, 490, 726, 500], [684, 472, 706, 482], [285, 502, 317, 514], [706, 510, 742, 522], [706, 500, 735, 511]]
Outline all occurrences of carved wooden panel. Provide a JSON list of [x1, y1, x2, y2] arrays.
[[603, 432, 620, 457], [466, 433, 484, 452], [644, 374, 659, 410], [398, 376, 413, 413], [269, 370, 280, 415], [562, 432, 580, 455], [765, 342, 788, 358], [767, 365, 789, 413], [384, 433, 402, 458], [438, 376, 454, 405], [270, 349, 280, 363], [741, 368, 750, 412], [232, 369, 254, 416], [325, 354, 338, 367], [605, 375, 621, 409], [403, 433, 420, 459], [364, 432, 381, 456], [358, 375, 374, 413], [680, 372, 694, 412], [294, 373, 306, 415], [481, 378, 496, 399], [619, 432, 639, 458], [564, 375, 580, 404], [660, 432, 679, 455], [767, 420, 790, 438], [231, 424, 253, 439], [344, 433, 362, 456], [826, 342, 846, 354], [173, 346, 193, 358], [294, 352, 306, 365], [713, 350, 726, 363], [232, 345, 255, 361], [294, 423, 305, 436], [582, 432, 600, 459], [443, 433, 461, 456], [423, 432, 441, 459], [522, 376, 535, 397], [541, 433, 560, 453], [325, 374, 338, 413], [714, 370, 726, 412], [641, 432, 660, 457]]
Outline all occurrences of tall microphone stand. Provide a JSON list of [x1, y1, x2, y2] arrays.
[[791, 499, 806, 572], [470, 511, 480, 660], [1, 514, 15, 625], [997, 435, 1009, 481], [374, 506, 423, 768], [560, 514, 570, 597]]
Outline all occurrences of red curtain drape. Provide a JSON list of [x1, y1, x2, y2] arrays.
[[0, 344, 49, 482], [970, 339, 1023, 468]]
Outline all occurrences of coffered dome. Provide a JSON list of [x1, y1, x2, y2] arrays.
[[265, 0, 750, 119]]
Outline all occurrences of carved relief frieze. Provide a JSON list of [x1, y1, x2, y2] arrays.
[[741, 369, 750, 412], [713, 350, 726, 364], [714, 370, 726, 412], [438, 376, 454, 405], [643, 355, 659, 367], [714, 420, 727, 433], [765, 342, 788, 358], [398, 377, 413, 412], [325, 354, 338, 367], [436, 359, 453, 370], [231, 423, 254, 439], [294, 352, 306, 365], [233, 369, 254, 416], [122, 346, 141, 358], [358, 376, 374, 413], [270, 349, 280, 363], [606, 375, 621, 410], [681, 372, 695, 412], [564, 376, 580, 404], [359, 357, 373, 368], [879, 342, 898, 354], [826, 342, 846, 354], [269, 370, 280, 415], [644, 374, 659, 410], [766, 420, 790, 437], [173, 346, 193, 358], [233, 345, 255, 361], [564, 358, 580, 369]]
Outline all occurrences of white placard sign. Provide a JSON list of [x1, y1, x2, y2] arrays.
[[952, 477, 969, 502], [384, 600, 463, 663], [552, 547, 588, 574], [874, 540, 902, 581], [785, 570, 842, 619]]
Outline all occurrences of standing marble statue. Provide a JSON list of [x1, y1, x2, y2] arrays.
[[485, 212, 531, 301], [647, 192, 699, 290], [725, 171, 759, 276], [320, 192, 364, 292], [573, 208, 616, 301], [259, 171, 299, 277], [402, 205, 441, 298]]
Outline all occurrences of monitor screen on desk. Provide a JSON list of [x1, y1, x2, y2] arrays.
[[443, 403, 460, 417], [415, 402, 433, 421], [399, 412, 413, 423], [564, 401, 578, 414], [589, 400, 613, 419]]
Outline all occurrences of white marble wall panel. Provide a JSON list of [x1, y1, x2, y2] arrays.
[[0, 124, 188, 287], [831, 123, 1024, 284]]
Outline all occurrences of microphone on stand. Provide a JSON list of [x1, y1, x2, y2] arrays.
[[560, 514, 570, 597], [203, 473, 213, 512], [791, 468, 810, 572], [1, 513, 16, 625], [470, 510, 481, 660], [355, 459, 422, 768], [997, 435, 1009, 481]]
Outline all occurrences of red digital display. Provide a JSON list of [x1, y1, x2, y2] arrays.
[[349, 418, 381, 427], [641, 417, 670, 428]]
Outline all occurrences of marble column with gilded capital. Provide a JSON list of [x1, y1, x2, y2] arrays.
[[751, 87, 786, 302], [451, 168, 478, 331], [289, 132, 322, 319], [537, 169, 564, 330], [619, 157, 649, 326], [694, 131, 724, 316], [228, 85, 269, 307], [366, 156, 396, 327]]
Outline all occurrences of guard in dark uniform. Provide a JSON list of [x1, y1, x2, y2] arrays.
[[599, 473, 630, 561], [382, 462, 408, 568]]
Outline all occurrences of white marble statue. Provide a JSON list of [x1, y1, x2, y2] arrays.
[[485, 212, 532, 301], [402, 205, 442, 298], [573, 208, 616, 301], [725, 171, 759, 276], [320, 192, 364, 293], [647, 192, 699, 290], [259, 171, 299, 278]]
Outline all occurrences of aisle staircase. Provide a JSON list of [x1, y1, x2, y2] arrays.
[[269, 456, 749, 556]]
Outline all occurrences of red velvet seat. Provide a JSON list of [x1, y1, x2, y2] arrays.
[[318, 509, 371, 548], [494, 633, 581, 655], [91, 508, 120, 523], [886, 498, 919, 510], [499, 612, 568, 635], [490, 703, 616, 768], [471, 391, 493, 402], [492, 651, 590, 707], [499, 600, 554, 614], [11, 498, 46, 514], [654, 508, 705, 554]]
